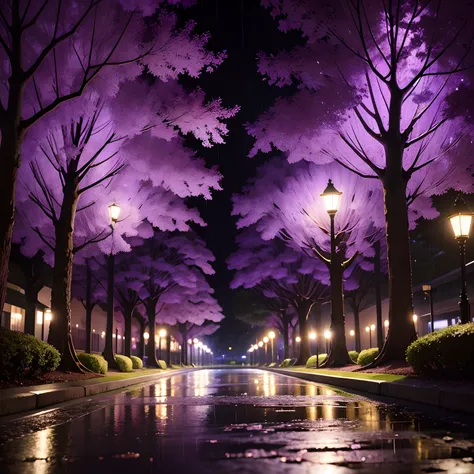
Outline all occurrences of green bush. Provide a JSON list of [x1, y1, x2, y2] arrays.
[[0, 328, 60, 381], [349, 351, 359, 363], [357, 348, 379, 366], [130, 355, 143, 369], [158, 359, 167, 369], [406, 323, 474, 379], [115, 354, 133, 372], [280, 358, 292, 367], [78, 353, 108, 374]]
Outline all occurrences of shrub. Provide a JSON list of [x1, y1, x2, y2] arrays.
[[78, 353, 108, 374], [406, 323, 474, 379], [157, 359, 167, 369], [307, 353, 328, 367], [357, 348, 379, 366], [0, 328, 60, 381], [115, 354, 133, 372], [280, 358, 292, 367], [349, 351, 359, 363], [130, 356, 143, 369]]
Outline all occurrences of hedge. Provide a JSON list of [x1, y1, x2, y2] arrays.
[[130, 355, 143, 369], [78, 353, 108, 374], [158, 359, 167, 369], [280, 358, 292, 367], [406, 323, 474, 379], [349, 351, 359, 363], [357, 348, 379, 366], [306, 353, 328, 368], [115, 354, 133, 372], [0, 328, 60, 381]]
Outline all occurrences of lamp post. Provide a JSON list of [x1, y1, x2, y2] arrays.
[[324, 330, 331, 354], [422, 284, 435, 333], [103, 203, 121, 368], [449, 197, 473, 324], [294, 336, 301, 358], [309, 331, 316, 356], [268, 331, 275, 363], [365, 324, 375, 348], [158, 329, 167, 360], [187, 338, 193, 365], [321, 179, 351, 365], [263, 336, 269, 364]]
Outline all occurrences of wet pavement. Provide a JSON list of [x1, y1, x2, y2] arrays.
[[1, 368, 474, 473]]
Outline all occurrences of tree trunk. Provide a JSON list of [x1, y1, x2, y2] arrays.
[[85, 261, 93, 353], [48, 184, 85, 372], [374, 150, 417, 364], [353, 305, 361, 353], [179, 325, 187, 365], [295, 300, 314, 365], [102, 253, 119, 370], [24, 285, 39, 336], [166, 334, 171, 367], [282, 312, 290, 359], [0, 81, 23, 315], [145, 301, 159, 367], [123, 308, 132, 358], [374, 240, 384, 349], [321, 261, 353, 367], [138, 318, 145, 360]]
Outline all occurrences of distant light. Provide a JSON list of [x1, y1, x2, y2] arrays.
[[193, 338, 199, 344], [228, 346, 232, 350], [295, 336, 301, 343], [349, 330, 355, 337], [158, 329, 167, 338], [258, 341, 263, 347], [413, 314, 418, 323], [253, 344, 258, 350], [422, 284, 431, 292], [92, 329, 96, 332], [384, 320, 389, 328], [241, 355, 247, 359], [268, 331, 275, 339], [370, 324, 375, 331], [309, 331, 316, 340], [324, 330, 331, 339], [187, 338, 193, 344], [75, 324, 79, 328], [108, 203, 121, 226], [113, 334, 116, 338], [45, 309, 52, 321], [263, 337, 269, 343], [132, 337, 136, 342], [365, 326, 370, 332], [321, 179, 342, 215]]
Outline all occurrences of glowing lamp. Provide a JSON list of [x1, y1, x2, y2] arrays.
[[295, 336, 301, 343], [193, 338, 199, 344], [253, 344, 258, 350], [365, 326, 370, 332], [249, 347, 254, 352], [370, 324, 375, 331], [349, 330, 355, 337], [321, 179, 342, 215], [45, 309, 52, 321], [413, 314, 418, 323], [449, 197, 473, 240], [143, 331, 150, 340], [324, 330, 331, 340], [309, 331, 316, 340], [187, 338, 193, 345], [422, 284, 431, 292], [263, 337, 269, 343], [268, 331, 275, 339], [258, 341, 263, 347], [158, 329, 167, 338], [384, 320, 389, 328], [108, 203, 121, 226]]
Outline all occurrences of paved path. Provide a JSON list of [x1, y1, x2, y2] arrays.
[[1, 368, 474, 473]]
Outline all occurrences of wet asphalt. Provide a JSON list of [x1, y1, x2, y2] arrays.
[[1, 368, 474, 473]]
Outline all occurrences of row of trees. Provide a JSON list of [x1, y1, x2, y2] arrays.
[[2, 0, 235, 370], [231, 0, 474, 366]]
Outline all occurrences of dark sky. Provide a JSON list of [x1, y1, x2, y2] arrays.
[[180, 0, 294, 356]]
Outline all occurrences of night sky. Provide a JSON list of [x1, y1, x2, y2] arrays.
[[180, 0, 297, 355]]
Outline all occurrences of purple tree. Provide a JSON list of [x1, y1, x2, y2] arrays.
[[228, 228, 329, 365], [251, 0, 474, 363], [233, 160, 384, 366], [0, 0, 236, 321], [125, 231, 216, 367]]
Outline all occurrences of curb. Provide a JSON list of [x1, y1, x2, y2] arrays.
[[0, 369, 190, 417], [268, 368, 474, 415]]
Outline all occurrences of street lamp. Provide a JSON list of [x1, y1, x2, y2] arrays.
[[349, 329, 355, 337], [321, 179, 342, 215], [104, 203, 121, 369], [383, 319, 389, 338], [158, 329, 167, 360], [422, 284, 435, 333], [449, 196, 473, 324], [263, 336, 269, 364], [268, 331, 275, 362], [324, 330, 331, 354], [365, 325, 375, 348]]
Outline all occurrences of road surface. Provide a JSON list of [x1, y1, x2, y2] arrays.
[[1, 368, 474, 473]]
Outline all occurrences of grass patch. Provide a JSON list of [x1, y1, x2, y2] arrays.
[[283, 366, 406, 382], [81, 367, 186, 385]]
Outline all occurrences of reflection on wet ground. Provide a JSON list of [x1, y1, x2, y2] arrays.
[[1, 369, 474, 473]]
